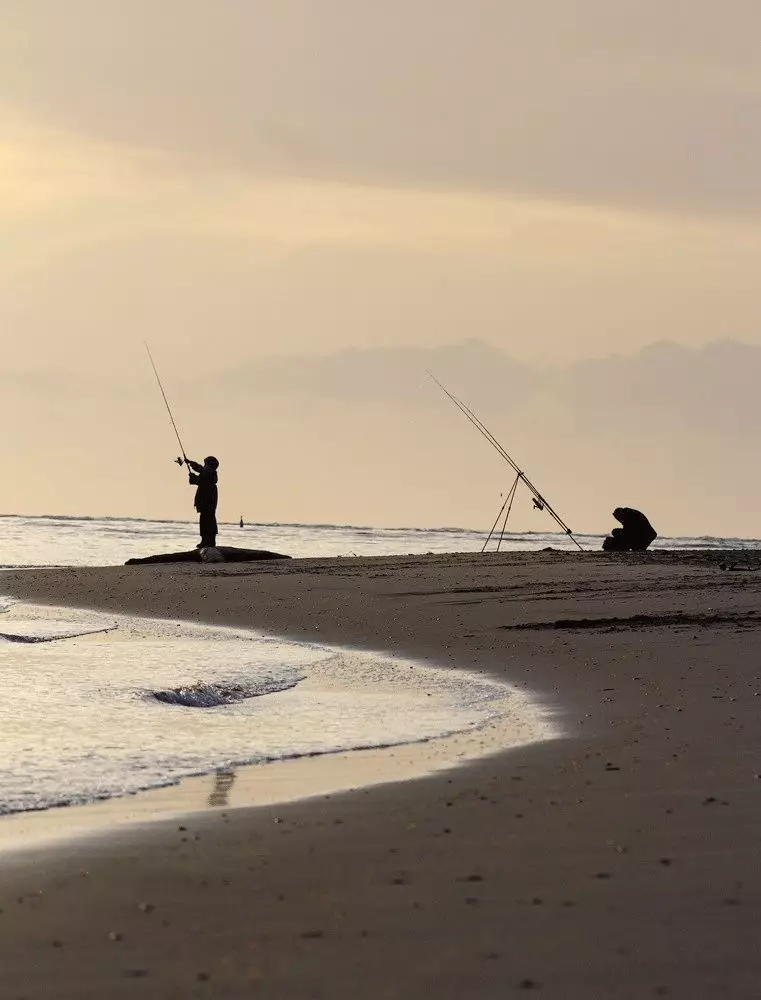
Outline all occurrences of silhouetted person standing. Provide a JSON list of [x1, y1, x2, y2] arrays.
[[187, 456, 219, 548], [602, 507, 657, 552]]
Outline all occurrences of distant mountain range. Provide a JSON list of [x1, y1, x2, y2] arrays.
[[196, 337, 761, 436], [199, 338, 535, 411]]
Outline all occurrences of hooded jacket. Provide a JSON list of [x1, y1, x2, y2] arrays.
[[188, 463, 218, 513]]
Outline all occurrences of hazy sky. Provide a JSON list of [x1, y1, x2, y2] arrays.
[[2, 2, 761, 533]]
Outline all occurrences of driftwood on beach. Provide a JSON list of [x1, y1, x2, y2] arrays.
[[125, 546, 291, 565]]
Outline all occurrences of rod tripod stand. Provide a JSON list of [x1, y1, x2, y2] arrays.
[[482, 475, 519, 552], [481, 474, 547, 552]]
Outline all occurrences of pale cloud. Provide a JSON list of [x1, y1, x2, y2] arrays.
[[5, 105, 761, 262], [2, 112, 761, 379], [0, 109, 177, 213], [1, 1, 761, 214]]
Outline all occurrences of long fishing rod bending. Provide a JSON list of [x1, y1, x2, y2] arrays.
[[428, 371, 567, 523], [432, 372, 580, 547], [144, 342, 188, 466], [428, 372, 583, 550], [437, 378, 571, 533]]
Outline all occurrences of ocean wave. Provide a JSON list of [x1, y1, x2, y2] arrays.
[[149, 674, 303, 708], [0, 513, 194, 527], [0, 513, 485, 535]]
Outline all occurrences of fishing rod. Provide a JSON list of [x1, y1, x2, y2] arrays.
[[427, 371, 583, 551], [144, 342, 189, 467]]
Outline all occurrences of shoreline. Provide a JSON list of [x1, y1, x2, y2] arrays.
[[0, 597, 559, 852], [1, 551, 759, 998], [0, 712, 562, 858]]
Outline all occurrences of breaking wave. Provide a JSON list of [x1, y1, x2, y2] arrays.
[[149, 673, 303, 708]]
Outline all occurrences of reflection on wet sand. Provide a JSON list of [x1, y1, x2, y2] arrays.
[[208, 771, 236, 808]]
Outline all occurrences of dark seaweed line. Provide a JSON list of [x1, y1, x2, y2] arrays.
[[500, 611, 761, 632]]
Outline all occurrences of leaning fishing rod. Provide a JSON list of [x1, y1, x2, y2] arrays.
[[428, 371, 581, 548], [144, 342, 189, 468], [427, 371, 583, 551]]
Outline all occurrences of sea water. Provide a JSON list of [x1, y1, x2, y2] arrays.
[[1, 513, 759, 568], [0, 598, 550, 818]]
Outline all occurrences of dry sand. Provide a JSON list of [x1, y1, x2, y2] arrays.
[[0, 550, 759, 999]]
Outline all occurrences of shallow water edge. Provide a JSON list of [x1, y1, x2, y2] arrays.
[[0, 599, 561, 853]]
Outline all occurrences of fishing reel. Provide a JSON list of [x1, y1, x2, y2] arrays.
[[175, 456, 185, 466]]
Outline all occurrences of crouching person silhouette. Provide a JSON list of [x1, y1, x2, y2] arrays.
[[602, 507, 656, 552]]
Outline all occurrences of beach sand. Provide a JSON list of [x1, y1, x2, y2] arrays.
[[0, 550, 759, 998]]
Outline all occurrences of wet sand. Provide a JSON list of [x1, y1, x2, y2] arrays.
[[0, 550, 759, 998]]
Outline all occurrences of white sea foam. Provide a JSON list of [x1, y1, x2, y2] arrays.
[[0, 600, 555, 817]]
